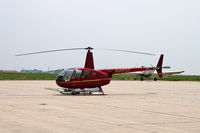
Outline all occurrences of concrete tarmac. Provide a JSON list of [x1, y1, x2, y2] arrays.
[[0, 80, 200, 133]]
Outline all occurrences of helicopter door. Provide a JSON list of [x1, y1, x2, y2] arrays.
[[70, 70, 82, 80], [81, 70, 89, 78]]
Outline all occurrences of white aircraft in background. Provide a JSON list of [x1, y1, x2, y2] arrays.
[[124, 54, 184, 81], [129, 69, 184, 81]]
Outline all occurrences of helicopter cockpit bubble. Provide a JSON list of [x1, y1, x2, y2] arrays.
[[56, 68, 88, 82], [56, 68, 73, 82]]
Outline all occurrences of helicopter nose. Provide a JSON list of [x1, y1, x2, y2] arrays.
[[56, 75, 65, 82]]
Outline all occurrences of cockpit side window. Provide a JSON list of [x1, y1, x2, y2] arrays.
[[71, 70, 82, 79], [82, 70, 89, 78]]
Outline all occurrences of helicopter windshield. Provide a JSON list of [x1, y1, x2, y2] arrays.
[[59, 68, 74, 81]]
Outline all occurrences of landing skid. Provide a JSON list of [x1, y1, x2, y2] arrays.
[[59, 87, 105, 95]]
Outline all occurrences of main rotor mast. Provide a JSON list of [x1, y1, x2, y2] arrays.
[[84, 47, 95, 69]]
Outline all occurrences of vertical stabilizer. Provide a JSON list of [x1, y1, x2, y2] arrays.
[[84, 50, 94, 69], [156, 54, 164, 78]]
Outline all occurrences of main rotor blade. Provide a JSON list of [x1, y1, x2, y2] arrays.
[[16, 46, 155, 56], [15, 48, 85, 56], [95, 48, 156, 56]]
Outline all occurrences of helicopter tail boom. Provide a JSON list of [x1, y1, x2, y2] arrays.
[[98, 54, 165, 77]]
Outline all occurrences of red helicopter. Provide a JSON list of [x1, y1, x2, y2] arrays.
[[16, 47, 164, 95]]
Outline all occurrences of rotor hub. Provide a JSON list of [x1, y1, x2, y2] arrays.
[[85, 47, 94, 51]]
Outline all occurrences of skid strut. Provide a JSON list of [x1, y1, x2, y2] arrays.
[[99, 87, 104, 95]]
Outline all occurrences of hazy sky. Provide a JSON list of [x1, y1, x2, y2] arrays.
[[0, 0, 199, 75]]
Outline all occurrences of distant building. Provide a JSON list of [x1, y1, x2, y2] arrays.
[[19, 69, 63, 74], [20, 69, 43, 73], [0, 70, 19, 73]]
